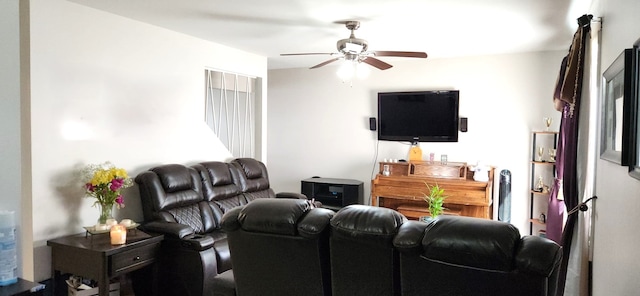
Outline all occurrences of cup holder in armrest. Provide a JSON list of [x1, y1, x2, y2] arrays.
[[180, 234, 215, 251]]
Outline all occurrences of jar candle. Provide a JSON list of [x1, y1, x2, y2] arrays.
[[110, 224, 127, 245]]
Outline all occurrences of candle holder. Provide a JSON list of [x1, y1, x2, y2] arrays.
[[110, 224, 127, 245]]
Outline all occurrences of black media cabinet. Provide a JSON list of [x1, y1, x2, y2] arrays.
[[301, 177, 364, 211]]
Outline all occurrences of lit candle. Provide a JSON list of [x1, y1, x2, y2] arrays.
[[110, 224, 127, 245]]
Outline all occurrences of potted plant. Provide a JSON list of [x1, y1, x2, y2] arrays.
[[422, 182, 447, 219]]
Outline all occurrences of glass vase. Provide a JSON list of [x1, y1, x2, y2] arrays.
[[97, 203, 114, 225]]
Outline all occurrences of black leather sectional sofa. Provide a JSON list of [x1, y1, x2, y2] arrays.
[[135, 158, 562, 296]]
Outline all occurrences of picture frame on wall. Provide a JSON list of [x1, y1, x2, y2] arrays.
[[626, 45, 640, 180], [600, 48, 638, 165]]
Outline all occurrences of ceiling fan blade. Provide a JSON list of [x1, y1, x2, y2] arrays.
[[373, 51, 428, 58], [280, 53, 335, 56], [362, 57, 393, 70], [310, 57, 341, 69]]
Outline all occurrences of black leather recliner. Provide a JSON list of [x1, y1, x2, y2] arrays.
[[329, 205, 407, 296], [136, 162, 246, 296], [135, 163, 221, 296], [393, 215, 563, 296], [220, 198, 335, 296]]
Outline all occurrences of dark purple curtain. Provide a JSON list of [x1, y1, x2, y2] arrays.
[[547, 14, 591, 296]]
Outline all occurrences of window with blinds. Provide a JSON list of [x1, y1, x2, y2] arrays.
[[205, 69, 257, 158]]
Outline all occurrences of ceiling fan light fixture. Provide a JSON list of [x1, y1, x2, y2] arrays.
[[336, 59, 369, 82], [345, 41, 364, 53], [282, 21, 428, 74], [344, 52, 359, 61], [337, 37, 368, 54], [355, 62, 370, 79], [336, 60, 355, 81]]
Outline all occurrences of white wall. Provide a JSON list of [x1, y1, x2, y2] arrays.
[[590, 0, 640, 294], [0, 0, 24, 278], [24, 0, 267, 281], [268, 51, 565, 236]]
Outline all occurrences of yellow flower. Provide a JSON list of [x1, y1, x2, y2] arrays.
[[82, 162, 133, 209]]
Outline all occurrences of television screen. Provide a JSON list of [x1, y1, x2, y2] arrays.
[[377, 90, 459, 142]]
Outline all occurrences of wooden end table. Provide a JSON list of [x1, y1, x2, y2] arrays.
[[0, 278, 45, 296], [47, 230, 163, 296]]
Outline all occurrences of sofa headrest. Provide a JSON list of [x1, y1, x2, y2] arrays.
[[421, 215, 521, 271], [331, 205, 406, 245], [233, 158, 265, 179], [238, 199, 311, 236], [193, 162, 242, 202], [136, 164, 204, 221], [198, 162, 234, 185], [151, 164, 195, 193]]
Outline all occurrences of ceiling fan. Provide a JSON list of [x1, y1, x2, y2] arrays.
[[281, 21, 428, 70]]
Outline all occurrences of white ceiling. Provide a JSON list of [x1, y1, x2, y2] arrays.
[[69, 0, 590, 70]]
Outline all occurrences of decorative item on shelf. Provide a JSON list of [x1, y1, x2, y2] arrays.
[[422, 182, 447, 220], [537, 146, 544, 162], [408, 142, 423, 161], [469, 162, 490, 182], [82, 162, 133, 224], [382, 164, 390, 176], [534, 176, 545, 192], [440, 154, 448, 165], [548, 148, 557, 162], [83, 219, 139, 237], [109, 224, 127, 245], [538, 229, 547, 238], [544, 117, 553, 131], [539, 213, 546, 223]]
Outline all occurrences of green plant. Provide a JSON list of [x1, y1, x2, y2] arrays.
[[422, 182, 447, 218]]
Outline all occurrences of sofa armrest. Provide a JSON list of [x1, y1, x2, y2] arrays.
[[298, 208, 335, 238], [515, 235, 562, 277], [392, 221, 429, 256], [143, 221, 194, 239], [275, 192, 308, 199], [142, 221, 214, 251]]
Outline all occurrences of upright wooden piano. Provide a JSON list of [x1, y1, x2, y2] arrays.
[[371, 161, 494, 220]]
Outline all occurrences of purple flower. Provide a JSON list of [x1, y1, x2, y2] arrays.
[[85, 183, 95, 192], [110, 178, 124, 191], [116, 194, 124, 206]]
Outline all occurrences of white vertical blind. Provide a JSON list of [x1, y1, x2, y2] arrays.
[[205, 69, 257, 158]]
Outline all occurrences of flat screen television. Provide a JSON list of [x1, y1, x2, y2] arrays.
[[377, 90, 459, 142]]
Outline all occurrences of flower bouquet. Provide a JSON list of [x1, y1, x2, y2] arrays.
[[82, 162, 133, 224]]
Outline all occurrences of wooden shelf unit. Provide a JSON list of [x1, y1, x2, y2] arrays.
[[372, 161, 494, 220], [529, 131, 558, 235]]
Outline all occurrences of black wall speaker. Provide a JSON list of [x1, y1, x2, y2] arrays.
[[369, 117, 377, 131], [460, 117, 468, 132]]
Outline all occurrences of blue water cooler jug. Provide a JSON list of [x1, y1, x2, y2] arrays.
[[0, 210, 17, 286]]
